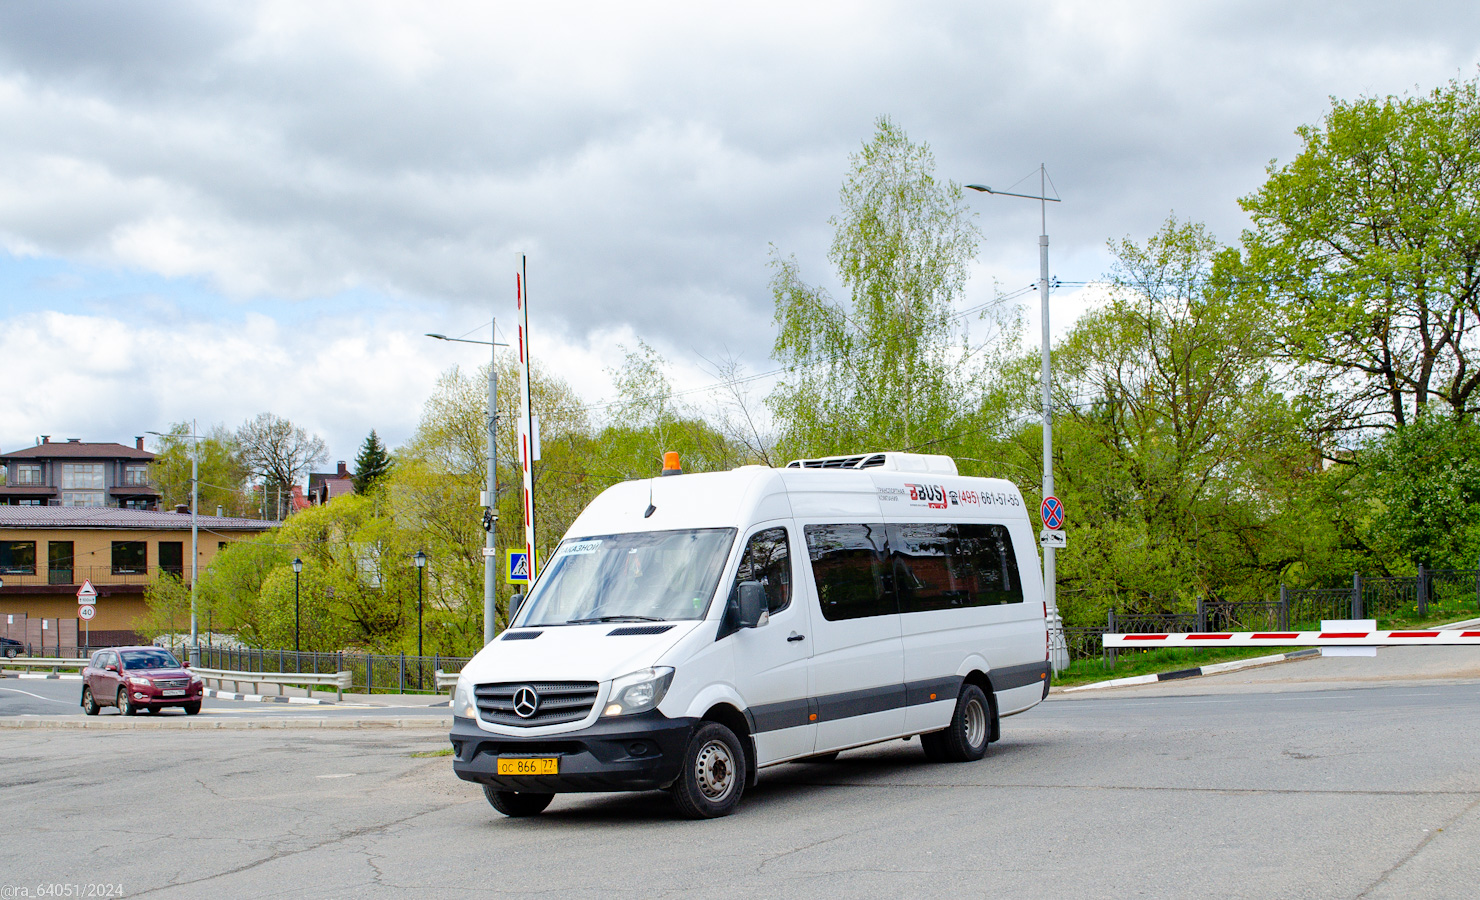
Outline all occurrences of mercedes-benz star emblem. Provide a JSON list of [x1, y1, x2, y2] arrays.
[[512, 686, 540, 718]]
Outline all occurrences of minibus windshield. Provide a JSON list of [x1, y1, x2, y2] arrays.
[[517, 528, 736, 626]]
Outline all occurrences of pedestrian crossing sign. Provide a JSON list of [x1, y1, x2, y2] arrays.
[[507, 550, 531, 584]]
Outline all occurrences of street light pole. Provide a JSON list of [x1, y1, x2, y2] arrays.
[[291, 557, 303, 655], [966, 166, 1068, 672], [413, 550, 427, 659], [147, 426, 202, 666], [426, 327, 506, 645]]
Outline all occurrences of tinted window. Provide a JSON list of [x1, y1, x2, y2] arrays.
[[804, 524, 896, 621], [121, 649, 181, 670], [729, 527, 792, 615], [888, 523, 1023, 612]]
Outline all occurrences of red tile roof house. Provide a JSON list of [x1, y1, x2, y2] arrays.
[[0, 437, 161, 510], [308, 461, 356, 505]]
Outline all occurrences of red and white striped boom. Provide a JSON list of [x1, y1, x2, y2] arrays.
[[1104, 630, 1480, 648]]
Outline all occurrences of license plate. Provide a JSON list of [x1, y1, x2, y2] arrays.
[[497, 757, 558, 776], [162, 690, 186, 697]]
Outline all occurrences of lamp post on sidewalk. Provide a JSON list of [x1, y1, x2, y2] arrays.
[[965, 165, 1069, 672], [147, 426, 202, 666], [426, 324, 507, 645], [413, 550, 427, 660], [291, 557, 303, 656]]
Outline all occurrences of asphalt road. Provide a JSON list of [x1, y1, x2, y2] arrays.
[[3, 652, 1479, 899]]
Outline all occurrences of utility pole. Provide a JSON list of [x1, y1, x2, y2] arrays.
[[484, 318, 499, 646], [966, 166, 1069, 672]]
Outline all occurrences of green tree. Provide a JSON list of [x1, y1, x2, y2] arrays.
[[1239, 74, 1480, 432], [352, 430, 392, 494], [1361, 414, 1480, 570], [767, 117, 996, 458], [148, 423, 253, 516], [1043, 217, 1316, 621]]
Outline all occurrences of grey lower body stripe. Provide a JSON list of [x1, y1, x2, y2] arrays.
[[992, 660, 1050, 691], [750, 675, 967, 734]]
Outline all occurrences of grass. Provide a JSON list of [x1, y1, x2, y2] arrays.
[[1056, 606, 1480, 688], [411, 747, 454, 758]]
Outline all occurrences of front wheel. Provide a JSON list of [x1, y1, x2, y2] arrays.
[[117, 687, 137, 716], [670, 721, 746, 819], [920, 684, 991, 763], [183, 702, 201, 716], [483, 786, 554, 818], [81, 686, 99, 715]]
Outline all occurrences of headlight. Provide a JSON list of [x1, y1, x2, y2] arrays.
[[602, 667, 674, 717], [127, 676, 151, 687], [452, 676, 477, 719]]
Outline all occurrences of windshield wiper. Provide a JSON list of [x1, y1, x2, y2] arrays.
[[565, 615, 667, 624]]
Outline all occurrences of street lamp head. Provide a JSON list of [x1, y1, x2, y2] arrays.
[[291, 557, 303, 574], [414, 550, 428, 568], [426, 333, 448, 340], [966, 184, 991, 193]]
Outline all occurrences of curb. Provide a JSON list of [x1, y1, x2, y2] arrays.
[[0, 716, 452, 730], [1059, 649, 1321, 693], [204, 687, 334, 705], [5, 673, 83, 681]]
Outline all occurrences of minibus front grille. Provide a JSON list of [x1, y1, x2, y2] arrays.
[[474, 681, 599, 726]]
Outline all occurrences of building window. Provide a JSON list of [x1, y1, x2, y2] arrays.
[[123, 465, 150, 486], [111, 541, 147, 575], [0, 540, 37, 575], [122, 499, 152, 510], [158, 541, 184, 577], [14, 464, 43, 485], [61, 463, 104, 507], [15, 499, 40, 507]]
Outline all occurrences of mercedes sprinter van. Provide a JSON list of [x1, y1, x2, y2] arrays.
[[450, 452, 1049, 818]]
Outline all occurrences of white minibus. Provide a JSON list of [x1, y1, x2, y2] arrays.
[[450, 452, 1049, 818]]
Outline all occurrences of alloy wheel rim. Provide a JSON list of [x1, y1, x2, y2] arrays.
[[695, 740, 735, 801]]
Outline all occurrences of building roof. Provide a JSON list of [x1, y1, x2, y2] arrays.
[[0, 441, 154, 461], [0, 507, 277, 531], [0, 486, 58, 496]]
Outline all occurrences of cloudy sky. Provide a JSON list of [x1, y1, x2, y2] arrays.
[[2, 1, 1477, 468]]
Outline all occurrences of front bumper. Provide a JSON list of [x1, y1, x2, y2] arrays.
[[450, 712, 698, 794], [130, 685, 203, 706]]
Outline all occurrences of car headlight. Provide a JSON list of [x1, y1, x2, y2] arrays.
[[452, 676, 477, 719], [127, 676, 151, 687], [603, 667, 674, 717]]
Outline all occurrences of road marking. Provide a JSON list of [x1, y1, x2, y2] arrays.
[[0, 687, 71, 702], [316, 773, 356, 779]]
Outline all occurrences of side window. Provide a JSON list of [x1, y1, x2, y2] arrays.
[[804, 524, 896, 621], [889, 522, 1024, 612], [729, 527, 792, 615]]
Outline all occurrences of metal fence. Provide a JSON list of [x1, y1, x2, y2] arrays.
[[195, 647, 470, 695], [1063, 567, 1480, 665]]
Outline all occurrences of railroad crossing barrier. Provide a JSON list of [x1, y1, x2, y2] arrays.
[[1104, 629, 1480, 648], [191, 666, 352, 701]]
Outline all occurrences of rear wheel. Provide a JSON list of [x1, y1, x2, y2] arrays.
[[81, 686, 99, 715], [670, 721, 746, 819], [483, 786, 554, 818], [920, 684, 991, 763], [117, 687, 137, 716]]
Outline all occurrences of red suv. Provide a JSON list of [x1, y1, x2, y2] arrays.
[[82, 647, 203, 716]]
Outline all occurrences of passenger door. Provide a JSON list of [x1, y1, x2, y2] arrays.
[[728, 525, 815, 764], [801, 523, 905, 753]]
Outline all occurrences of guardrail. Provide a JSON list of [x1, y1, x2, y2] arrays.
[[434, 669, 459, 693], [191, 666, 352, 701], [1, 657, 88, 673]]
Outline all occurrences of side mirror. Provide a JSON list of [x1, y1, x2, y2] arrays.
[[508, 593, 526, 623], [737, 581, 767, 629]]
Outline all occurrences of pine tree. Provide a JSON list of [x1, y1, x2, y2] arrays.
[[352, 430, 392, 493]]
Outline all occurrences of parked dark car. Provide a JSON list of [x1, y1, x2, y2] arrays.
[[81, 646, 203, 715], [1, 636, 22, 659]]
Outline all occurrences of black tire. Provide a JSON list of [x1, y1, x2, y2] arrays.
[[183, 702, 201, 716], [81, 686, 99, 716], [920, 684, 991, 763], [483, 786, 554, 817], [795, 751, 839, 764], [4, 647, 16, 659], [670, 721, 746, 819], [117, 687, 137, 716]]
